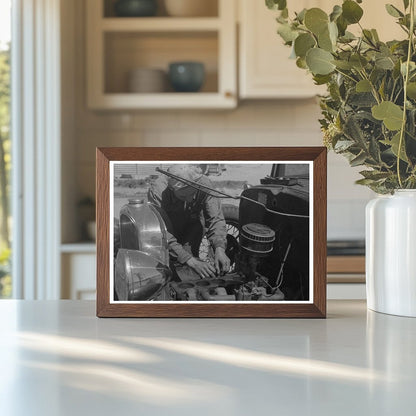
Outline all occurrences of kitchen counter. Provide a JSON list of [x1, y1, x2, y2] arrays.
[[0, 300, 415, 415]]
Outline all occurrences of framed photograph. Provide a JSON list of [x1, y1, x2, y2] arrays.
[[96, 147, 327, 318]]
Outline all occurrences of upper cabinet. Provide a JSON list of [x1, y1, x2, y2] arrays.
[[86, 0, 237, 109], [86, 0, 406, 109], [238, 0, 404, 100], [239, 0, 325, 99]]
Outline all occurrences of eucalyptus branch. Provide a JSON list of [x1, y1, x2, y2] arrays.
[[334, 68, 358, 83], [393, 85, 404, 103], [397, 0, 415, 188], [359, 69, 381, 104], [390, 79, 398, 101]]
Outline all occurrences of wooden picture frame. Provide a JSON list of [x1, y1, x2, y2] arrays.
[[96, 147, 327, 318]]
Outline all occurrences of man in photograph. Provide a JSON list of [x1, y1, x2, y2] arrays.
[[148, 164, 230, 279]]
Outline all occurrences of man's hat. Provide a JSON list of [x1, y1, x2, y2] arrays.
[[167, 164, 203, 191]]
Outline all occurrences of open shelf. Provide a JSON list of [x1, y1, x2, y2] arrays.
[[104, 31, 218, 94], [87, 0, 236, 109], [61, 243, 96, 254], [103, 0, 219, 18], [101, 17, 221, 31], [90, 92, 234, 109]]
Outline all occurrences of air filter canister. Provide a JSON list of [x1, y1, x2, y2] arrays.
[[240, 223, 275, 257]]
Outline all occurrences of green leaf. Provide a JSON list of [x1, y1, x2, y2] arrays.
[[360, 170, 392, 181], [407, 82, 416, 99], [375, 55, 395, 70], [350, 54, 368, 70], [333, 60, 353, 70], [266, 0, 287, 11], [378, 78, 386, 100], [304, 8, 329, 35], [342, 0, 364, 24], [348, 92, 377, 107], [371, 29, 380, 42], [389, 132, 409, 162], [355, 178, 373, 185], [393, 60, 402, 79], [336, 15, 348, 36], [276, 14, 287, 24], [372, 101, 404, 131], [403, 0, 410, 10], [356, 79, 372, 92], [318, 27, 334, 52], [401, 61, 416, 76], [369, 136, 382, 163], [313, 74, 332, 85], [277, 23, 298, 43], [330, 5, 342, 22], [296, 8, 307, 23], [328, 21, 338, 44], [362, 29, 376, 46], [344, 114, 367, 147], [334, 139, 355, 152], [385, 4, 404, 18], [339, 31, 356, 43], [294, 33, 316, 58], [399, 14, 411, 29], [350, 152, 368, 167], [296, 57, 308, 69], [306, 48, 335, 75]]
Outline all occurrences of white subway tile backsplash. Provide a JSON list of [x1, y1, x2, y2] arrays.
[[254, 130, 322, 146], [178, 111, 227, 130], [142, 130, 200, 147], [328, 199, 369, 240], [132, 112, 180, 130], [75, 111, 134, 131], [199, 129, 257, 146]]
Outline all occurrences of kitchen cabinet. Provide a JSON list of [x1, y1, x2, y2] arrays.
[[238, 0, 325, 99], [86, 0, 237, 109], [238, 0, 404, 99], [327, 256, 366, 299], [61, 245, 96, 300]]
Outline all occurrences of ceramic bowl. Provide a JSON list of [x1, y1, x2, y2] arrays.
[[114, 0, 158, 17], [128, 68, 167, 93], [168, 62, 205, 92]]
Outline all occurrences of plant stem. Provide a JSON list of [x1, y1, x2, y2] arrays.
[[358, 69, 381, 104], [334, 68, 358, 84], [397, 0, 415, 188]]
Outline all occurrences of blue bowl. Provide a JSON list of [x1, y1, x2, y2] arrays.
[[114, 0, 158, 17], [168, 62, 205, 93]]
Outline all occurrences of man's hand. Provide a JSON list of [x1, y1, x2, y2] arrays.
[[214, 247, 231, 275], [186, 257, 217, 279]]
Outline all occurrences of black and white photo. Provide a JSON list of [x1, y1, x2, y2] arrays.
[[110, 161, 312, 303]]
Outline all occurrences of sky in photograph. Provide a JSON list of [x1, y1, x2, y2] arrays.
[[0, 0, 11, 50]]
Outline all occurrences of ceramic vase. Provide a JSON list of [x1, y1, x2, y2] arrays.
[[366, 190, 416, 317]]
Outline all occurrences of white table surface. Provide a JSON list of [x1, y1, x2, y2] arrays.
[[0, 300, 415, 416]]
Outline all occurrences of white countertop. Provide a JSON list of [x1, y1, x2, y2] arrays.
[[0, 300, 415, 415]]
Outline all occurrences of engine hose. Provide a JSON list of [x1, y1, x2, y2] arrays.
[[156, 167, 309, 219], [275, 240, 293, 289]]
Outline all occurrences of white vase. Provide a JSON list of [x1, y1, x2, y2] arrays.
[[366, 190, 416, 317]]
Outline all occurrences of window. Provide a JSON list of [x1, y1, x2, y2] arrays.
[[0, 0, 11, 298]]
